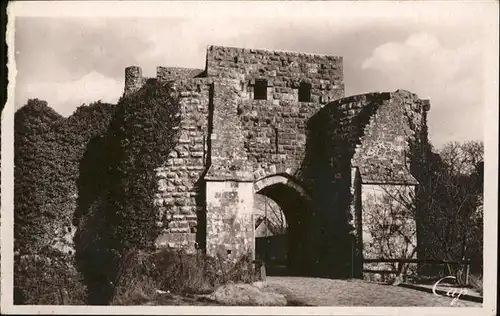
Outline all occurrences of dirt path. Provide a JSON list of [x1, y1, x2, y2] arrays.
[[263, 276, 482, 307]]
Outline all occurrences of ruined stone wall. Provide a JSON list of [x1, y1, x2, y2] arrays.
[[315, 91, 427, 224], [351, 90, 427, 184], [344, 91, 429, 280], [124, 66, 206, 97], [206, 45, 345, 104], [156, 67, 205, 81], [154, 78, 211, 250], [307, 90, 429, 277], [306, 92, 391, 229], [124, 66, 147, 97]]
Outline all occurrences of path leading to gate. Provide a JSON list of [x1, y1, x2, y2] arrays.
[[263, 276, 481, 307]]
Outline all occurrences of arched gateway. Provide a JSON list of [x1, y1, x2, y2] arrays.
[[133, 45, 430, 279], [253, 175, 313, 275], [253, 175, 311, 201], [202, 174, 315, 276]]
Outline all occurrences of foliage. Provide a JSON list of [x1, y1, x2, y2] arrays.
[[109, 249, 159, 305], [14, 99, 65, 254], [362, 185, 418, 281], [58, 101, 117, 227], [362, 111, 484, 283], [408, 132, 484, 280], [415, 141, 483, 262], [13, 249, 87, 305], [104, 81, 181, 251], [110, 248, 260, 305], [14, 99, 117, 304], [74, 81, 182, 304], [14, 99, 116, 255], [13, 84, 182, 305]]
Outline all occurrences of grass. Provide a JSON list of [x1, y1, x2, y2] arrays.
[[110, 248, 260, 305]]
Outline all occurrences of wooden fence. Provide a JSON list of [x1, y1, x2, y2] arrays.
[[362, 258, 482, 285]]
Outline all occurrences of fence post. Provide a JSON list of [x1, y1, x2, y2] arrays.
[[58, 286, 65, 305], [466, 264, 470, 285]]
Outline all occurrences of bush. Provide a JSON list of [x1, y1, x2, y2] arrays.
[[152, 248, 216, 295], [110, 248, 261, 305], [152, 249, 260, 295], [14, 250, 87, 305], [109, 249, 159, 305]]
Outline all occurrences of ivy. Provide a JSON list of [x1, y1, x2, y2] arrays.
[[105, 80, 181, 254], [74, 80, 181, 304], [14, 99, 65, 254]]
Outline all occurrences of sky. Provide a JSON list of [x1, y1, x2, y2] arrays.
[[11, 1, 497, 149]]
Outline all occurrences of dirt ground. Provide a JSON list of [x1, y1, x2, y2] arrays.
[[263, 276, 482, 307], [140, 276, 482, 307]]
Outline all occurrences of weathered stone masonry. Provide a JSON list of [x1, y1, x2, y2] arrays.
[[124, 45, 430, 278]]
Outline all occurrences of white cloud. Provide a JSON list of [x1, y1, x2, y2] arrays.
[[361, 32, 483, 148], [18, 72, 123, 117], [137, 18, 283, 75]]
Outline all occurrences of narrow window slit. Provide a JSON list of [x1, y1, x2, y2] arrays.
[[254, 79, 268, 100], [298, 82, 312, 102], [274, 127, 279, 154]]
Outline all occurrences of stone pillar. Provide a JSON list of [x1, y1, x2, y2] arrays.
[[124, 66, 145, 96], [204, 76, 255, 261], [205, 180, 255, 261]]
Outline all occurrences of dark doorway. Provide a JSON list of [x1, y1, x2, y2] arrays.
[[254, 195, 288, 275], [253, 179, 312, 276]]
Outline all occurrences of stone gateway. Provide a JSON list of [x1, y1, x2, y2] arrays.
[[125, 45, 431, 279]]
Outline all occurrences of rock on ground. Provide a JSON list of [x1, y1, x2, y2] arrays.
[[208, 282, 287, 306]]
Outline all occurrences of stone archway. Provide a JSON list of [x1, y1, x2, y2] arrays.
[[253, 174, 312, 202], [253, 175, 314, 276]]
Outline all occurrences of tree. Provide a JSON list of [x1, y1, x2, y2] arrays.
[[436, 141, 483, 267], [361, 138, 484, 282], [413, 140, 483, 279], [253, 194, 287, 235], [362, 184, 418, 280]]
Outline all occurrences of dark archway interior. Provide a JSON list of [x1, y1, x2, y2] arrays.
[[255, 182, 313, 276]]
